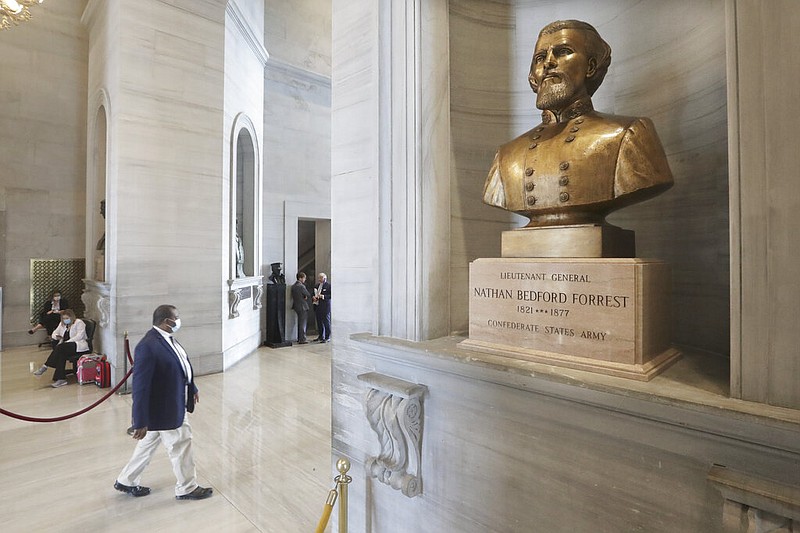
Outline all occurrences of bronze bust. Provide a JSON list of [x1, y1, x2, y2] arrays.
[[483, 20, 673, 228]]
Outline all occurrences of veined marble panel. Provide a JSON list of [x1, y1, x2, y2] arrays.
[[332, 335, 799, 533]]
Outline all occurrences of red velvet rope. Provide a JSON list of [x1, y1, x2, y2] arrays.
[[0, 335, 135, 423]]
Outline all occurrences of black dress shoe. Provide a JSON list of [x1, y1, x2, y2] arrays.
[[114, 481, 151, 497], [176, 486, 213, 500], [298, 340, 308, 344], [312, 337, 322, 342]]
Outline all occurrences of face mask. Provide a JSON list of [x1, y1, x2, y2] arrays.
[[64, 318, 72, 325], [170, 318, 182, 333], [54, 296, 61, 301]]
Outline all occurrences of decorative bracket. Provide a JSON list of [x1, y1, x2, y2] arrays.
[[227, 275, 263, 319], [228, 288, 242, 318], [82, 279, 111, 327], [253, 283, 264, 310], [358, 372, 427, 498]]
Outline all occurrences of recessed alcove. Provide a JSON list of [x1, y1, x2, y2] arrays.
[[448, 0, 731, 391]]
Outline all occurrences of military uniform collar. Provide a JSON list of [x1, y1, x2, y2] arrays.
[[541, 97, 594, 124]]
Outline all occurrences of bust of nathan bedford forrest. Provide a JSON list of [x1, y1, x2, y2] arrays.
[[483, 20, 673, 228]]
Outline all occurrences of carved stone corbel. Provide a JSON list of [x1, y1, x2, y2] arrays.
[[358, 372, 427, 498], [228, 288, 242, 318], [81, 279, 111, 327], [96, 296, 110, 327], [253, 284, 264, 310]]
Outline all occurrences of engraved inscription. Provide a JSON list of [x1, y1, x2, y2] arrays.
[[469, 260, 639, 362]]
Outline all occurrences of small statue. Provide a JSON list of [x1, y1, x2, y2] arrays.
[[268, 262, 285, 285], [235, 231, 245, 278], [96, 200, 106, 251], [483, 20, 673, 228]]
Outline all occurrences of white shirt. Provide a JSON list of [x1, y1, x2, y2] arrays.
[[153, 326, 193, 383]]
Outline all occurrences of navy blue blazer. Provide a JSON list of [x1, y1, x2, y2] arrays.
[[132, 327, 198, 431], [315, 281, 332, 312]]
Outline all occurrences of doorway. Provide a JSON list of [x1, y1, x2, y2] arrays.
[[297, 219, 331, 338]]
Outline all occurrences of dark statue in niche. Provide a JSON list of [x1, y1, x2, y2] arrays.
[[96, 199, 106, 251], [483, 19, 673, 228], [95, 199, 106, 281]]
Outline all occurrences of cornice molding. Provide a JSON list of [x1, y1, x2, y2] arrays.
[[265, 58, 331, 89], [226, 0, 269, 67]]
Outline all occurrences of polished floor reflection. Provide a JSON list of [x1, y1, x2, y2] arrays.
[[0, 342, 332, 533]]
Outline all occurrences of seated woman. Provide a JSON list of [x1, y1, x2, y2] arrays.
[[32, 309, 88, 388], [28, 290, 69, 336]]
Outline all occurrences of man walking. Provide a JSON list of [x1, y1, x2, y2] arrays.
[[313, 272, 332, 343], [291, 272, 311, 344], [114, 304, 213, 500]]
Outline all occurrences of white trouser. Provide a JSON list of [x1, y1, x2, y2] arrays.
[[116, 419, 198, 496]]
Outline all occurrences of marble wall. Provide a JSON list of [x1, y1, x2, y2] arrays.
[[449, 0, 730, 354], [85, 0, 228, 376], [331, 0, 380, 340], [0, 0, 88, 347], [332, 336, 799, 533], [221, 0, 267, 369]]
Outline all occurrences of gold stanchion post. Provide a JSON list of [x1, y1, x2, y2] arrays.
[[335, 458, 352, 533]]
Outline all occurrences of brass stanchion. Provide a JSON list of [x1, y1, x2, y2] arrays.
[[335, 458, 352, 533], [314, 458, 352, 533]]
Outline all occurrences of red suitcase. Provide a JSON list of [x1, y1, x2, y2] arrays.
[[95, 356, 111, 388], [76, 355, 100, 385]]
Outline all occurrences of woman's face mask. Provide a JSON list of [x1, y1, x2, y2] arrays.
[[63, 318, 72, 325]]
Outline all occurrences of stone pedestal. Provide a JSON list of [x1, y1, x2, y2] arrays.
[[265, 283, 291, 348], [502, 224, 635, 258], [460, 258, 680, 381]]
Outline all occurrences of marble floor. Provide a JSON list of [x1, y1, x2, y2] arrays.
[[0, 341, 333, 533]]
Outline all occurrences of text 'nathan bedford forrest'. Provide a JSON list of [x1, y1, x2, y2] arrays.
[[473, 287, 629, 308]]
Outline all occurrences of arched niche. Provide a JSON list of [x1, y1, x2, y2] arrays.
[[228, 112, 262, 286], [91, 103, 108, 281]]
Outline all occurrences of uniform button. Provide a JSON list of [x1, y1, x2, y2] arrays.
[[570, 126, 579, 133], [565, 135, 575, 143], [527, 196, 537, 206], [532, 134, 541, 140], [559, 176, 569, 186], [525, 167, 534, 176], [528, 143, 538, 150], [525, 182, 535, 192], [575, 118, 584, 124], [559, 161, 569, 171], [559, 192, 570, 202], [535, 126, 545, 132]]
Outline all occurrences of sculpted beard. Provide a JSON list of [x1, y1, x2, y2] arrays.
[[536, 76, 575, 111]]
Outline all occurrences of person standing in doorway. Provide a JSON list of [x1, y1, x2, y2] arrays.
[[313, 272, 332, 343], [114, 304, 213, 500], [291, 272, 311, 344]]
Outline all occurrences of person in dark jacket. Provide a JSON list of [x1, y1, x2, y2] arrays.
[[28, 290, 69, 336], [114, 304, 213, 500], [291, 272, 312, 344]]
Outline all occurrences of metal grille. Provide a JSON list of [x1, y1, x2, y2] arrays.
[[29, 259, 86, 322]]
